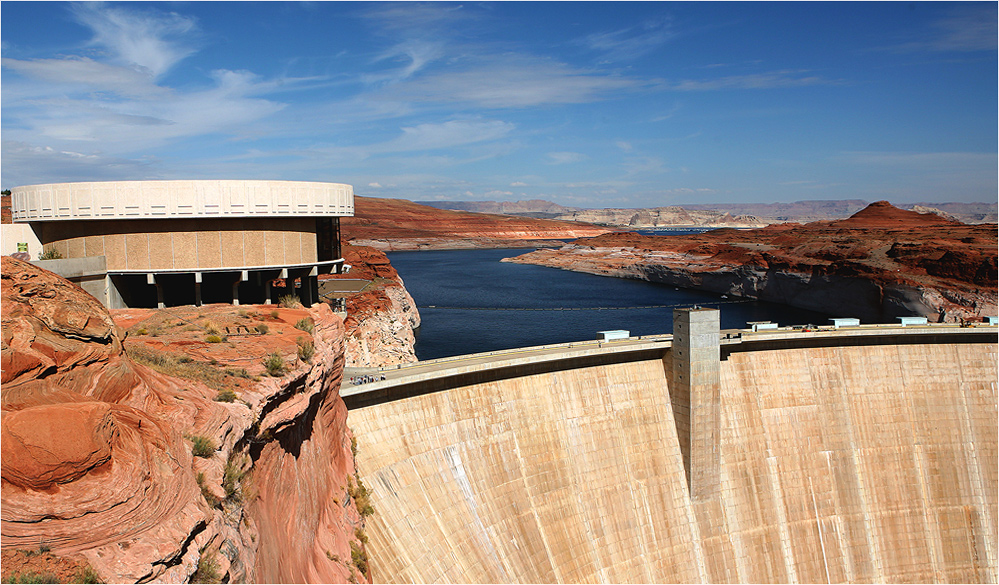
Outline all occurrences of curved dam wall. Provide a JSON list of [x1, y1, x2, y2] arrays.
[[348, 337, 997, 583]]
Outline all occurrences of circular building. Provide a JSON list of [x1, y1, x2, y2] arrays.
[[8, 180, 354, 308]]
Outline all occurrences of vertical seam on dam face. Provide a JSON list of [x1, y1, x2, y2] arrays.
[[348, 327, 998, 584]]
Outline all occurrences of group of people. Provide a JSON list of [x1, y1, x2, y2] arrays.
[[350, 374, 386, 385]]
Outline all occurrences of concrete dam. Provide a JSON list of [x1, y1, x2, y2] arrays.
[[345, 313, 998, 583]]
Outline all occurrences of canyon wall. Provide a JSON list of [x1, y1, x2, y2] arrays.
[[1, 257, 369, 583], [350, 340, 997, 583], [339, 245, 421, 367]]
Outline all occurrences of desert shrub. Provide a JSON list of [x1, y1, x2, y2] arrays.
[[5, 571, 60, 584], [136, 328, 148, 336], [270, 309, 280, 319], [203, 321, 221, 335], [225, 368, 251, 379], [294, 318, 314, 333], [190, 551, 220, 584], [279, 294, 302, 309], [190, 435, 217, 458], [348, 476, 374, 517], [196, 472, 220, 507], [354, 527, 369, 545], [71, 565, 101, 584], [128, 347, 230, 390], [214, 389, 237, 403], [222, 456, 248, 502], [38, 249, 62, 261], [205, 335, 223, 343], [296, 338, 315, 363], [237, 308, 249, 318], [254, 323, 269, 335], [350, 542, 369, 576], [263, 353, 286, 377], [350, 436, 358, 459]]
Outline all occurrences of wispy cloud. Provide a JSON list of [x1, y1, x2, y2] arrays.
[[582, 17, 675, 62], [547, 152, 586, 165], [70, 3, 199, 78], [670, 70, 841, 91], [840, 151, 996, 167], [888, 5, 997, 53], [378, 120, 515, 153], [382, 54, 643, 108]]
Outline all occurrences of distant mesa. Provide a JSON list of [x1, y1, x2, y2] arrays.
[[419, 198, 997, 226]]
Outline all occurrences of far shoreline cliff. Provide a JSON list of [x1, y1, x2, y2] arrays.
[[503, 202, 998, 323]]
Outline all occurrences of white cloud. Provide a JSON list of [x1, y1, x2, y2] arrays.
[[1, 140, 155, 186], [615, 141, 633, 152], [368, 182, 382, 188], [670, 70, 840, 91], [70, 3, 199, 78], [366, 40, 447, 85], [582, 18, 675, 62], [380, 119, 515, 152], [547, 151, 586, 165], [382, 55, 643, 108], [885, 5, 998, 53], [1, 57, 163, 98], [623, 156, 668, 176], [510, 181, 528, 187]]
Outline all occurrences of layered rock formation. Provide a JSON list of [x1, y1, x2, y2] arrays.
[[341, 196, 612, 250], [552, 206, 765, 228], [335, 244, 421, 367], [1, 257, 369, 583], [416, 198, 997, 225], [504, 202, 997, 323]]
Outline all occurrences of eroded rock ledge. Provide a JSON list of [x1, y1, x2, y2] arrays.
[[504, 202, 998, 323]]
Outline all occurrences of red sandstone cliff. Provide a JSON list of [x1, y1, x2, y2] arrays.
[[1, 257, 370, 583], [341, 196, 613, 250], [334, 244, 420, 367], [504, 202, 998, 323]]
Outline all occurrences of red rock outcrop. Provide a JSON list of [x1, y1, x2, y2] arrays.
[[331, 244, 420, 367], [341, 196, 612, 250], [505, 202, 997, 323], [1, 257, 369, 583]]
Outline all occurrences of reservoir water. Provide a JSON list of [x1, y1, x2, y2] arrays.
[[388, 247, 832, 361]]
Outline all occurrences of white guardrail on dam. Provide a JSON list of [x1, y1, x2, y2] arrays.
[[341, 321, 998, 403]]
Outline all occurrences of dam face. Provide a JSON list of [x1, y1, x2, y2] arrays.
[[348, 330, 998, 583]]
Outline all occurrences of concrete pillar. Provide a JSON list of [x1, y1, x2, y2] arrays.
[[672, 307, 721, 501], [147, 273, 165, 309], [194, 272, 203, 307], [232, 271, 248, 306]]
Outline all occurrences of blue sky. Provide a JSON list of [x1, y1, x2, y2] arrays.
[[2, 2, 996, 207]]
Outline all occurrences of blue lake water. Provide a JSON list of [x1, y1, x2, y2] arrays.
[[387, 246, 832, 360]]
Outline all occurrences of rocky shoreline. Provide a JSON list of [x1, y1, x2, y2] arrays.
[[503, 202, 997, 323]]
